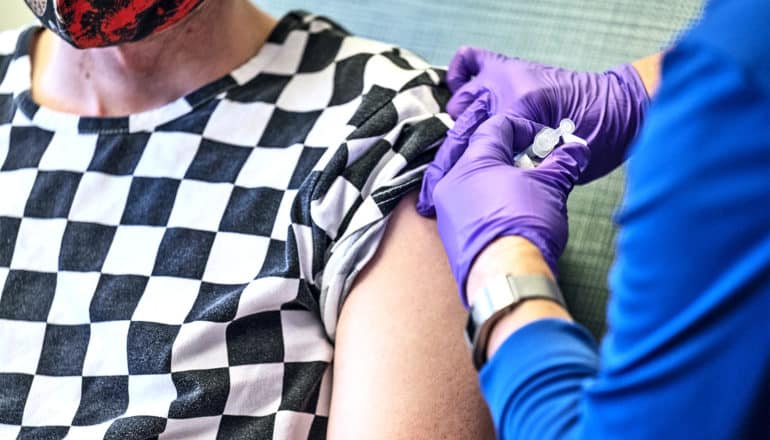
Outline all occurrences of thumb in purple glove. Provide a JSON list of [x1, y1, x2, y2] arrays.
[[417, 92, 491, 216], [430, 114, 590, 305]]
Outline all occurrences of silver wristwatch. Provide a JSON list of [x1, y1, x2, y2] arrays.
[[466, 274, 566, 370]]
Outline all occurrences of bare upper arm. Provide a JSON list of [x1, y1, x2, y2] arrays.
[[327, 191, 495, 439]]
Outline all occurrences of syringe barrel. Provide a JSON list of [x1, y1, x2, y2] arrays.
[[513, 118, 584, 169]]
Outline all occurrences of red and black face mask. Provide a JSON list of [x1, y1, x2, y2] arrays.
[[24, 0, 206, 49]]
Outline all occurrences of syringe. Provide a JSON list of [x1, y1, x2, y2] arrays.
[[514, 119, 587, 169]]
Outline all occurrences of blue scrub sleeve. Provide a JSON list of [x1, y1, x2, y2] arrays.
[[480, 319, 598, 438], [480, 1, 770, 438]]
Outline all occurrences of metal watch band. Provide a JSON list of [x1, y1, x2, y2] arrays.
[[466, 274, 566, 370]]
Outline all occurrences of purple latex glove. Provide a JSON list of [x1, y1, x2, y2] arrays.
[[417, 93, 493, 217], [428, 114, 590, 306], [446, 46, 649, 184]]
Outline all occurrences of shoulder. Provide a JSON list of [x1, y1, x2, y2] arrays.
[[267, 11, 450, 112], [678, 0, 770, 96]]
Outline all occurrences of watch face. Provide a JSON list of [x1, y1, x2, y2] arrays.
[[466, 274, 566, 370]]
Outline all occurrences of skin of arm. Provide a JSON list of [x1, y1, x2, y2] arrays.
[[632, 53, 663, 96], [328, 192, 496, 439], [469, 53, 662, 362]]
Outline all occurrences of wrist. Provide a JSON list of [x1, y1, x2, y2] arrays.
[[465, 270, 572, 367], [487, 299, 571, 360], [466, 236, 554, 305]]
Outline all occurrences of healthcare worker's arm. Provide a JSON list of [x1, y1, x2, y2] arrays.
[[432, 0, 770, 438], [458, 49, 659, 338], [631, 53, 662, 96]]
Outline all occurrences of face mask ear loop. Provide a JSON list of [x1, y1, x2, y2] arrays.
[[25, 0, 71, 45]]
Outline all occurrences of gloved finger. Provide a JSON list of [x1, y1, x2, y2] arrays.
[[446, 45, 487, 93], [437, 95, 493, 169], [462, 115, 545, 165], [536, 142, 592, 191], [416, 95, 492, 216], [445, 80, 486, 119]]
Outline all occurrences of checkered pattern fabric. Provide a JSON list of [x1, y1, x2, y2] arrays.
[[0, 11, 450, 439]]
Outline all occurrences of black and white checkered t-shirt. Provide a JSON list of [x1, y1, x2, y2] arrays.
[[0, 11, 450, 439]]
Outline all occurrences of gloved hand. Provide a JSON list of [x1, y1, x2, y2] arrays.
[[445, 46, 649, 184], [425, 113, 590, 305]]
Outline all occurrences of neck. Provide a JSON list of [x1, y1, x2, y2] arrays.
[[30, 0, 275, 117]]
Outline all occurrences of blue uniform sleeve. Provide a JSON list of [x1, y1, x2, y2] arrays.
[[480, 320, 599, 438], [481, 1, 770, 438]]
